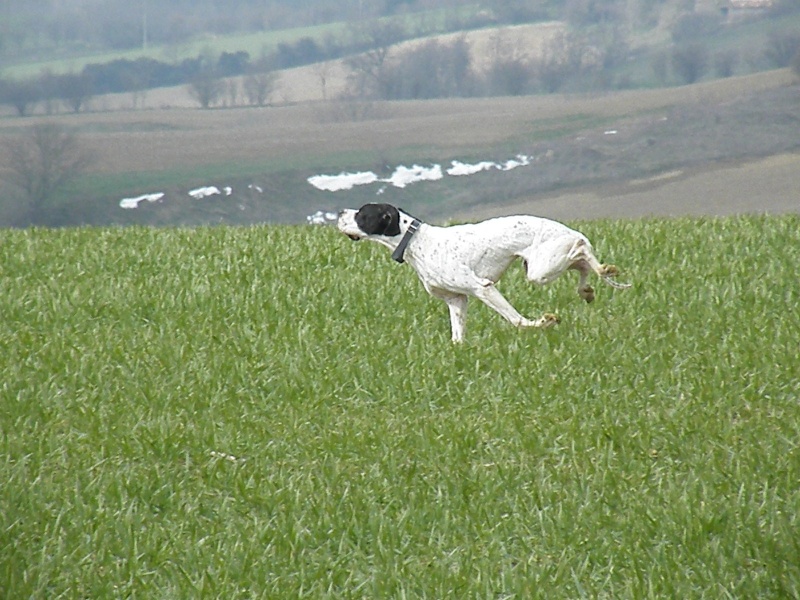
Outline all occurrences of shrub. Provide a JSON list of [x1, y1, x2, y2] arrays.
[[763, 30, 800, 68], [2, 124, 93, 225], [714, 50, 738, 78], [672, 43, 709, 84], [0, 78, 40, 116]]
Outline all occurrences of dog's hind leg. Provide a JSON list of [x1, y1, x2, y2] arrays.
[[567, 238, 632, 291], [571, 261, 595, 303], [522, 236, 629, 300], [520, 236, 576, 286]]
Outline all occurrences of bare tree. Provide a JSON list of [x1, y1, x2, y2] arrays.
[[225, 78, 240, 107], [651, 51, 669, 85], [763, 30, 800, 68], [314, 61, 332, 101], [2, 124, 94, 225], [187, 69, 224, 109], [344, 21, 405, 99], [714, 50, 738, 78], [59, 72, 94, 113], [536, 32, 584, 93], [377, 38, 473, 100], [672, 43, 709, 85], [0, 78, 40, 117], [486, 58, 535, 96], [243, 70, 277, 106], [38, 71, 61, 115], [122, 68, 151, 109]]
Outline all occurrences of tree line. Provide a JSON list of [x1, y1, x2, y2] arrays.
[[346, 24, 800, 101], [0, 31, 381, 116], [3, 26, 799, 116], [0, 0, 440, 59], [2, 6, 800, 116]]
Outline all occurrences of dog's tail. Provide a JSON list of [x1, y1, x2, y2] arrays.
[[602, 276, 632, 289], [598, 264, 632, 289]]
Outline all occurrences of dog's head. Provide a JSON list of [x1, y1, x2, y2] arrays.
[[337, 203, 404, 241]]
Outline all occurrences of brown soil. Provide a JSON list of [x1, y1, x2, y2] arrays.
[[460, 153, 800, 221], [0, 69, 797, 226]]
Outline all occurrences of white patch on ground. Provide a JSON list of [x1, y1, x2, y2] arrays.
[[383, 164, 443, 188], [307, 171, 379, 191], [447, 160, 497, 176], [308, 154, 533, 195], [306, 210, 338, 225], [305, 154, 535, 224], [119, 192, 164, 209], [497, 154, 531, 171], [307, 164, 445, 191], [121, 186, 234, 209], [189, 186, 222, 199]]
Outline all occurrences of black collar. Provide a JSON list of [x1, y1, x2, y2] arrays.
[[391, 218, 422, 263]]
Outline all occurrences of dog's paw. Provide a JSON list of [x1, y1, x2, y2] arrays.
[[579, 285, 595, 303], [600, 264, 620, 277], [538, 313, 560, 328]]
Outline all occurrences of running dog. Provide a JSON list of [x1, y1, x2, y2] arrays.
[[337, 203, 630, 342]]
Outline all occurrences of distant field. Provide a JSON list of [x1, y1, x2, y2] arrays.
[[1, 5, 480, 81], [2, 215, 799, 597], [84, 22, 567, 109], [2, 21, 351, 80], [461, 152, 800, 222], [33, 68, 799, 174], [0, 69, 796, 227]]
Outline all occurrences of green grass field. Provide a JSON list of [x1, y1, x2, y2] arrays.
[[2, 215, 799, 598]]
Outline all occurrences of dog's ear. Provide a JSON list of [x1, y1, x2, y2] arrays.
[[380, 205, 401, 236], [355, 203, 401, 236]]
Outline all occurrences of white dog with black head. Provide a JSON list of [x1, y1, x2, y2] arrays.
[[337, 203, 630, 342]]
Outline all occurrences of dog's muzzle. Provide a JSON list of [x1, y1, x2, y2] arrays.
[[337, 210, 362, 240]]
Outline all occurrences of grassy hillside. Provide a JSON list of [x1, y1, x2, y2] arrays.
[[1, 5, 477, 80], [2, 215, 799, 597], [1, 21, 334, 79]]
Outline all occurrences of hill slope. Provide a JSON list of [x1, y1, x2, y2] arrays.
[[0, 70, 797, 227]]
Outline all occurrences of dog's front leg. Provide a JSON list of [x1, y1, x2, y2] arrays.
[[444, 294, 468, 343], [474, 283, 559, 330], [430, 288, 469, 343]]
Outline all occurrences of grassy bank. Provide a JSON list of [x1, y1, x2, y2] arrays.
[[1, 215, 799, 597]]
